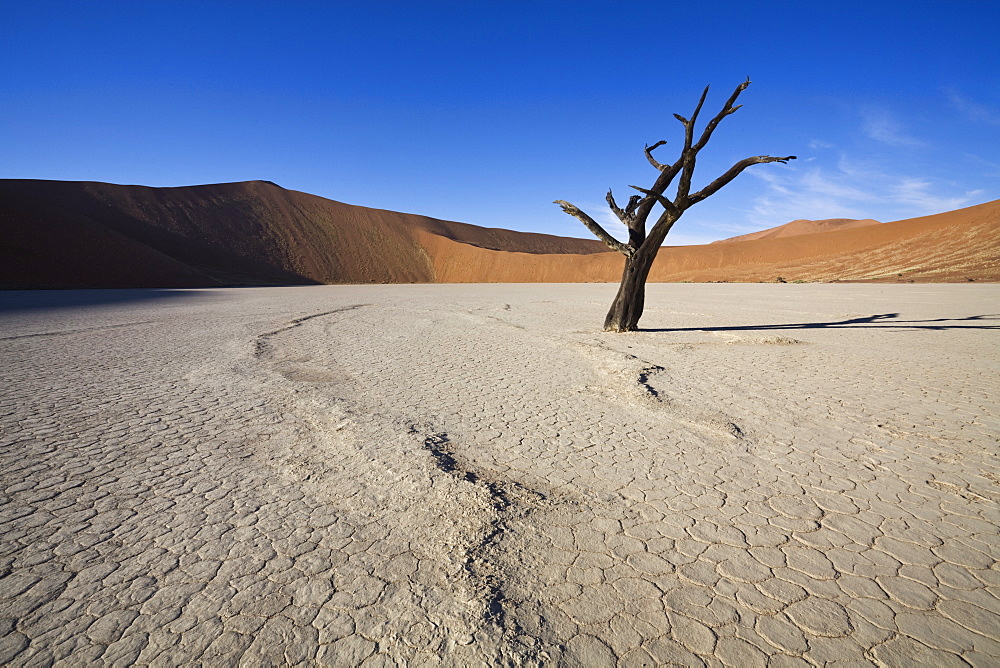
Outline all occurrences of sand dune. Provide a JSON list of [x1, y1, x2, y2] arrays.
[[0, 179, 606, 289], [711, 217, 882, 243], [425, 200, 1000, 283], [1, 179, 996, 288], [0, 186, 214, 289], [651, 199, 998, 283]]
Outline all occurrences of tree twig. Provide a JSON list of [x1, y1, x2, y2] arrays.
[[644, 141, 667, 170]]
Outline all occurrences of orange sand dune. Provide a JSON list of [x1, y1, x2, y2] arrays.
[[711, 217, 882, 243], [653, 201, 998, 282], [426, 200, 999, 283], [1, 179, 996, 287]]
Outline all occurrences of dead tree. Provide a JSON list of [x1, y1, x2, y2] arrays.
[[555, 80, 795, 332]]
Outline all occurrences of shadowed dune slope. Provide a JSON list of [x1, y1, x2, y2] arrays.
[[0, 187, 217, 289], [0, 179, 614, 289], [711, 217, 882, 243], [0, 179, 605, 288], [1, 180, 422, 287], [1, 179, 996, 287]]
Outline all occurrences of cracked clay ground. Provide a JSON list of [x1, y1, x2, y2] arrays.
[[1, 283, 998, 666]]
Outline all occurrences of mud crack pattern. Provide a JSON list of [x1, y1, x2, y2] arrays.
[[1, 283, 998, 666]]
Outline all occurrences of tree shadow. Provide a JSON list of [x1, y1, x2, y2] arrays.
[[642, 313, 1000, 332]]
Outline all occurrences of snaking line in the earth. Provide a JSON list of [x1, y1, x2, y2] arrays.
[[629, 356, 750, 443], [420, 430, 545, 643], [254, 304, 371, 357]]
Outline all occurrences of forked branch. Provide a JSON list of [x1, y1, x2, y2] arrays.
[[624, 194, 643, 217], [680, 85, 710, 153], [693, 78, 749, 153], [628, 185, 679, 217], [606, 190, 626, 222], [553, 200, 634, 256], [607, 190, 646, 229]]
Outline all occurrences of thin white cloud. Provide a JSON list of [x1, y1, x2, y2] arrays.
[[706, 222, 765, 235], [964, 152, 1000, 169], [947, 89, 1000, 126], [749, 189, 869, 226], [962, 152, 1000, 178], [593, 206, 629, 241], [860, 106, 924, 147], [799, 168, 874, 201], [661, 231, 721, 246], [747, 155, 977, 226], [888, 178, 978, 212]]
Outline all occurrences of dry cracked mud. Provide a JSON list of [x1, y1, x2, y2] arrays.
[[1, 283, 998, 666]]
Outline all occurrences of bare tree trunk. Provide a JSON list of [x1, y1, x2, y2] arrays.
[[604, 250, 656, 332], [556, 81, 795, 332]]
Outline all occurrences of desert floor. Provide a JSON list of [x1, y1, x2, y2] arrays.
[[1, 283, 998, 666]]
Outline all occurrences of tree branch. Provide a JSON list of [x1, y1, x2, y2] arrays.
[[687, 155, 797, 205], [633, 90, 715, 219], [634, 167, 681, 224], [584, 80, 790, 250], [693, 78, 750, 153], [685, 85, 710, 152], [605, 190, 646, 234], [674, 80, 758, 204], [624, 194, 643, 216], [672, 85, 715, 202], [612, 191, 649, 245], [628, 185, 679, 217], [644, 141, 667, 170], [606, 189, 626, 222], [554, 200, 634, 256], [675, 153, 697, 203]]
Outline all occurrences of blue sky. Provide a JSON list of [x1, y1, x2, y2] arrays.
[[3, 1, 998, 244]]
